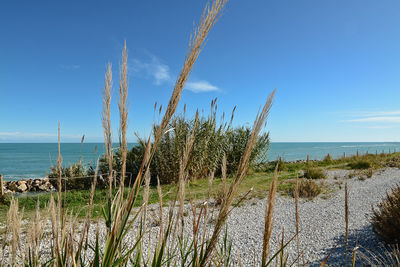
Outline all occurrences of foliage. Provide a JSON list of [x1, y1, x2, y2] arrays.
[[100, 111, 270, 185], [47, 160, 97, 190], [303, 167, 326, 179], [348, 160, 372, 170], [371, 184, 400, 246], [297, 179, 323, 198]]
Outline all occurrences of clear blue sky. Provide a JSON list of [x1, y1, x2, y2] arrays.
[[1, 0, 400, 143]]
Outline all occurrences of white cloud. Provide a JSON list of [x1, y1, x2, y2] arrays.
[[131, 56, 171, 85], [131, 54, 219, 93], [185, 80, 220, 93], [344, 116, 400, 123]]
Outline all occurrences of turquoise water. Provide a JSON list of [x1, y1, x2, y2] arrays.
[[1, 142, 400, 179]]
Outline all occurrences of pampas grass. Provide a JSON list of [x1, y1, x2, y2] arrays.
[[102, 62, 113, 197]]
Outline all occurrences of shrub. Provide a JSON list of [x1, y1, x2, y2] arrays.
[[371, 184, 400, 246], [303, 167, 326, 179], [348, 160, 371, 170], [297, 179, 322, 198], [47, 160, 101, 190], [99, 108, 270, 184]]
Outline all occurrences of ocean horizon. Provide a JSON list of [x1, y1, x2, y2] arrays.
[[1, 142, 400, 180]]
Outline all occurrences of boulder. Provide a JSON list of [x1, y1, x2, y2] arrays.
[[17, 183, 28, 192]]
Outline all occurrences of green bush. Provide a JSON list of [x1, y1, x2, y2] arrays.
[[100, 108, 269, 185], [303, 167, 326, 179], [47, 160, 98, 190], [348, 160, 371, 170], [371, 184, 400, 246]]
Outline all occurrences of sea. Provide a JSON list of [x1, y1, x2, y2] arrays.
[[1, 142, 400, 180]]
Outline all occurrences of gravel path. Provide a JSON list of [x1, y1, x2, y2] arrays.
[[1, 168, 399, 266], [225, 168, 400, 266]]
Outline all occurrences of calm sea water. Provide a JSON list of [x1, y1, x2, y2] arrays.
[[1, 142, 400, 179]]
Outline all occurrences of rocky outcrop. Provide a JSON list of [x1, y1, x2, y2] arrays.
[[3, 178, 55, 194]]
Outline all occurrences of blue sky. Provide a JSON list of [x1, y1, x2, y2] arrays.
[[1, 0, 400, 142]]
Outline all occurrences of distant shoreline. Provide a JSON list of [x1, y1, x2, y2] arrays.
[[1, 142, 400, 179]]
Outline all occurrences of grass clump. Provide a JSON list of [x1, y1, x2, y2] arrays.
[[303, 167, 326, 179], [284, 178, 323, 199], [371, 184, 400, 246], [297, 179, 322, 199], [348, 159, 372, 170]]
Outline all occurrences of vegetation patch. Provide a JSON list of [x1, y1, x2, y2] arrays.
[[348, 160, 372, 170], [371, 184, 400, 246], [303, 167, 326, 179]]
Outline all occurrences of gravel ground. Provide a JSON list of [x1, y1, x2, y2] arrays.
[[224, 168, 400, 266], [1, 168, 399, 266]]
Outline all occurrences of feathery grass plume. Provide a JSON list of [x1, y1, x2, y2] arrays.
[[56, 122, 63, 259], [102, 62, 113, 197], [201, 89, 276, 266], [99, 1, 228, 264], [75, 158, 100, 262], [221, 154, 228, 200], [157, 176, 164, 237], [177, 113, 198, 235], [295, 175, 300, 266], [5, 198, 23, 265], [25, 199, 44, 265], [150, 0, 228, 155], [261, 164, 279, 266], [118, 42, 129, 187]]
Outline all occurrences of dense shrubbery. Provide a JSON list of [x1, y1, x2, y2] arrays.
[[303, 167, 326, 179], [98, 109, 269, 185], [47, 160, 108, 190], [371, 184, 400, 246], [348, 159, 372, 170]]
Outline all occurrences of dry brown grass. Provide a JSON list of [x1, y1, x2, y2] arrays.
[[201, 89, 276, 266], [262, 165, 278, 265], [118, 42, 129, 187], [102, 62, 113, 197]]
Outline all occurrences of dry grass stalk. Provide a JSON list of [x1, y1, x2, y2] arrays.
[[344, 181, 349, 264], [201, 89, 276, 265], [118, 42, 129, 187], [102, 62, 113, 198], [221, 154, 228, 198], [56, 122, 63, 257], [261, 165, 278, 266], [150, 0, 228, 157], [5, 198, 23, 265], [177, 116, 198, 233], [26, 199, 44, 263], [157, 176, 164, 237], [295, 175, 300, 266]]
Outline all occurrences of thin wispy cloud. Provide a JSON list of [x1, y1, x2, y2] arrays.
[[344, 116, 400, 123], [185, 80, 220, 93], [131, 56, 172, 85], [131, 53, 219, 93]]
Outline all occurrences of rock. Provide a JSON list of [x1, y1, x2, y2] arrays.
[[7, 182, 18, 192], [17, 183, 27, 192]]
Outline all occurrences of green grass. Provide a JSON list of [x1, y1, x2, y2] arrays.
[[2, 151, 399, 222]]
